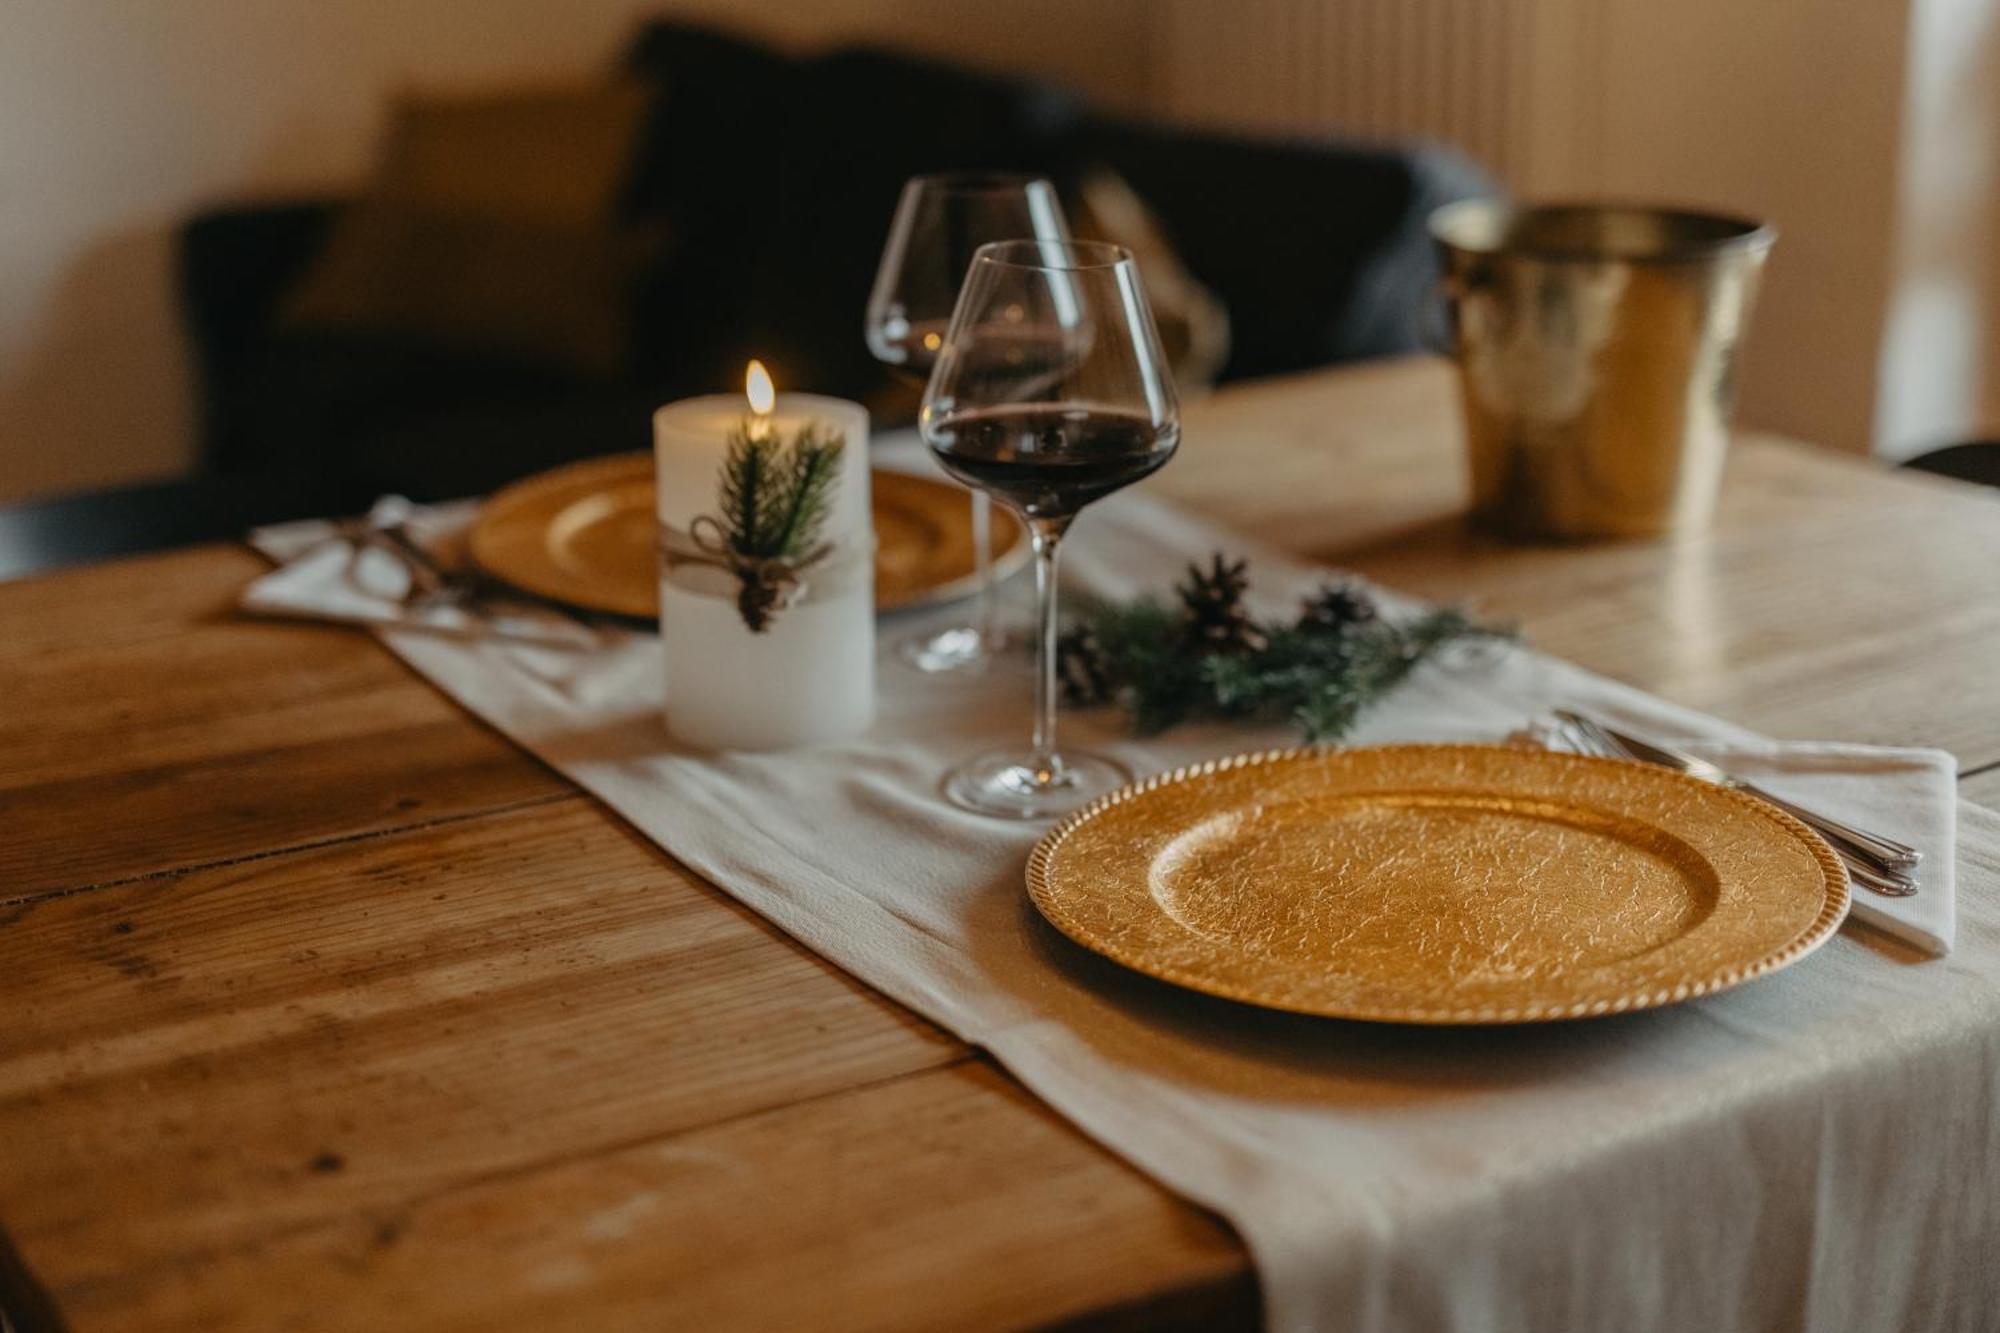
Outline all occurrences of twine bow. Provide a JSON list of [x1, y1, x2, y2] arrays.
[[663, 515, 833, 633]]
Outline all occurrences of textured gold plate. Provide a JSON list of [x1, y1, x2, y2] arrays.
[[468, 452, 1028, 619], [1028, 745, 1848, 1024]]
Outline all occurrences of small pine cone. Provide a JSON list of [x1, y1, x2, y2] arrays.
[[1299, 579, 1378, 634], [735, 568, 795, 633], [1177, 553, 1267, 656], [1057, 625, 1115, 705]]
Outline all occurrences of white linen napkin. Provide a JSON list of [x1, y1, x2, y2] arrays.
[[1522, 722, 1957, 955], [243, 497, 598, 651], [1672, 740, 1955, 955]]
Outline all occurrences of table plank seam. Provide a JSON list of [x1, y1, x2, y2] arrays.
[[1961, 759, 2000, 782], [367, 1051, 982, 1227], [19, 1052, 984, 1307], [0, 791, 584, 913]]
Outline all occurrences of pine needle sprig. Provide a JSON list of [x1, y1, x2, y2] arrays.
[[1056, 557, 1508, 742], [717, 435, 778, 553], [766, 424, 843, 557], [703, 421, 847, 632], [716, 425, 844, 559]]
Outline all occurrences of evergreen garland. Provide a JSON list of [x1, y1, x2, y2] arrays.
[[1057, 556, 1507, 741]]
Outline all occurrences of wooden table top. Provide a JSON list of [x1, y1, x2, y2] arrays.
[[4, 357, 1998, 1332]]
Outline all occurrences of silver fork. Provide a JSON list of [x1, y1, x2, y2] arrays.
[[1554, 711, 1918, 898]]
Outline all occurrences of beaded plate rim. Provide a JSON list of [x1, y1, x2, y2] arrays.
[[1025, 743, 1850, 1025]]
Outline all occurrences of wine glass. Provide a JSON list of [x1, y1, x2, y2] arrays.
[[919, 239, 1180, 819], [865, 172, 1070, 673]]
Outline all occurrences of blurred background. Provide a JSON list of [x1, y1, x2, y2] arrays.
[[5, 0, 1999, 508]]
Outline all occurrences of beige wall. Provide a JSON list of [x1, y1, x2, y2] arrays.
[[0, 0, 1147, 504], [1587, 0, 2000, 459], [1587, 0, 1912, 458], [1149, 0, 2000, 460], [1877, 0, 2000, 456]]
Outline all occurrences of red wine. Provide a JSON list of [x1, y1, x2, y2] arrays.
[[927, 406, 1178, 519]]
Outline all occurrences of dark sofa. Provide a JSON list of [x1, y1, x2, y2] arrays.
[[180, 22, 1489, 508], [0, 21, 1491, 580]]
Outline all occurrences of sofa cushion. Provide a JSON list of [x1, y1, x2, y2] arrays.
[[282, 83, 654, 376], [1082, 118, 1492, 379], [1071, 169, 1231, 392]]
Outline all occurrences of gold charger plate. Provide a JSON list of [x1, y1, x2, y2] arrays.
[[467, 452, 1029, 619], [1027, 744, 1848, 1024]]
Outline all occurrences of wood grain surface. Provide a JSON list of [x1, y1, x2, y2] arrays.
[[1964, 768, 2000, 809], [3, 356, 1997, 1331]]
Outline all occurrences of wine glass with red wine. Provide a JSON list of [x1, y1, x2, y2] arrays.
[[919, 239, 1180, 819], [865, 172, 1069, 673]]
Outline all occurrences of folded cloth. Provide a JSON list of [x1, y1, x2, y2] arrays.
[[244, 496, 598, 651], [1523, 721, 1957, 955]]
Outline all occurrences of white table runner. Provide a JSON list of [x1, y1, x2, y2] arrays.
[[253, 476, 2000, 1331]]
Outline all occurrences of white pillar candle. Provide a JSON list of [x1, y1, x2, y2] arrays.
[[652, 370, 874, 751]]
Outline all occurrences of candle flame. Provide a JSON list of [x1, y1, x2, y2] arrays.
[[745, 360, 776, 416]]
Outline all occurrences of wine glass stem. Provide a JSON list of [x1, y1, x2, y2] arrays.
[[971, 491, 996, 649], [1028, 516, 1072, 780]]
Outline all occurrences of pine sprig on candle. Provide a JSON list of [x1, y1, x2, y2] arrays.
[[717, 424, 845, 559], [704, 421, 846, 631], [1056, 556, 1509, 741], [769, 427, 844, 555], [717, 434, 779, 554]]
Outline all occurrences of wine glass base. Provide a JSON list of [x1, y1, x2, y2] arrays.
[[896, 624, 1018, 673], [941, 749, 1131, 820]]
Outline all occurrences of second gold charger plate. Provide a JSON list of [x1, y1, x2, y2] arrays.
[[1028, 744, 1848, 1024], [468, 452, 1029, 619]]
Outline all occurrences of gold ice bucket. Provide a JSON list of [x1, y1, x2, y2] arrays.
[[1430, 201, 1776, 539]]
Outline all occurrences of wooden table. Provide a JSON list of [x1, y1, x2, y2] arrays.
[[4, 357, 1998, 1331]]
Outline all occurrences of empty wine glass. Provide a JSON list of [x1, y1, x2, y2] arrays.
[[919, 239, 1180, 819], [865, 172, 1070, 672]]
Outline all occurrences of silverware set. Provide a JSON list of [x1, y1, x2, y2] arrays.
[[336, 515, 479, 611], [332, 513, 601, 649], [1551, 710, 1921, 898]]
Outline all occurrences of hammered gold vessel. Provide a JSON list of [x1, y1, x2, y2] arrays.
[[1028, 745, 1845, 1024], [1430, 202, 1776, 541]]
